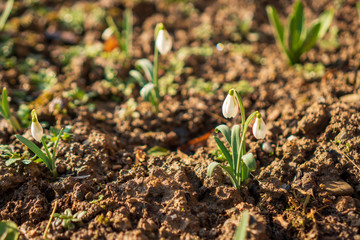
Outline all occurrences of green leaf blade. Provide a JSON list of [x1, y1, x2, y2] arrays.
[[15, 135, 53, 171], [135, 59, 153, 82], [242, 152, 256, 171], [215, 124, 231, 145], [300, 22, 321, 55], [233, 210, 249, 240], [317, 8, 334, 39], [214, 136, 233, 169], [288, 1, 304, 52], [231, 125, 241, 175], [1, 88, 10, 119]]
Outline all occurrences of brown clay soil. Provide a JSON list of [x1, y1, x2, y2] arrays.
[[1, 0, 360, 239]]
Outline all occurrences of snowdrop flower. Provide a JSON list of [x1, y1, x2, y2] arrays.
[[252, 114, 266, 139], [101, 27, 114, 40], [156, 28, 172, 55], [31, 110, 43, 142], [222, 89, 238, 118]]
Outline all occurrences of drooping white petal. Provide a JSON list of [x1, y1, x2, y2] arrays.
[[252, 117, 266, 139], [102, 27, 114, 40], [156, 29, 172, 55], [31, 121, 43, 142], [222, 94, 238, 118]]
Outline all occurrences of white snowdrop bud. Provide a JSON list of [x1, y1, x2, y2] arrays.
[[222, 89, 238, 118], [252, 114, 266, 139], [31, 110, 43, 142], [156, 29, 172, 55]]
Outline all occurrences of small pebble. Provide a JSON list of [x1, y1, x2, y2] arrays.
[[324, 180, 354, 196], [262, 142, 274, 154]]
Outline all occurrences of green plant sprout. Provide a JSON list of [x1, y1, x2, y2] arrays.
[[15, 110, 63, 178], [208, 89, 266, 191], [233, 210, 249, 240], [52, 209, 86, 230], [0, 0, 14, 32], [104, 9, 133, 58], [266, 1, 333, 65], [130, 23, 172, 112], [0, 145, 38, 166], [0, 88, 21, 132], [0, 220, 19, 240]]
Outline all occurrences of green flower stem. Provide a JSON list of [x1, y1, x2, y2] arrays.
[[41, 136, 54, 170], [236, 111, 258, 184], [234, 91, 246, 128], [153, 47, 160, 100]]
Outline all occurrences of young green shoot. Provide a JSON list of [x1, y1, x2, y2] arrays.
[[52, 209, 86, 230], [208, 89, 266, 191], [15, 110, 63, 178], [130, 23, 172, 112], [266, 1, 333, 65], [104, 9, 133, 58], [0, 0, 14, 32], [0, 87, 21, 132]]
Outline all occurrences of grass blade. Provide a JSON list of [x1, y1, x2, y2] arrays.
[[0, 0, 14, 32], [266, 6, 293, 64], [215, 124, 231, 145], [317, 8, 334, 39], [129, 70, 147, 86], [1, 88, 10, 118], [233, 210, 249, 240], [288, 1, 304, 52], [300, 22, 321, 55], [214, 136, 233, 169], [52, 128, 64, 163], [231, 125, 241, 176], [15, 135, 52, 171], [135, 59, 153, 82], [242, 152, 256, 171]]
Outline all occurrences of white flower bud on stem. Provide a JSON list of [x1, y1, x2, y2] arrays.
[[31, 110, 43, 142], [252, 113, 266, 140], [222, 89, 238, 118]]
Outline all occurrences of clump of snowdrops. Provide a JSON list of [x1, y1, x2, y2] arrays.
[[130, 23, 172, 112], [208, 89, 267, 191], [15, 110, 63, 178]]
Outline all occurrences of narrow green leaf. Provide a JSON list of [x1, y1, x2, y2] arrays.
[[2, 88, 10, 118], [266, 6, 293, 64], [317, 8, 334, 39], [0, 106, 6, 118], [140, 83, 155, 101], [15, 135, 52, 171], [288, 1, 304, 52], [123, 9, 133, 57], [129, 70, 147, 86], [300, 22, 321, 55], [233, 210, 249, 240], [52, 128, 64, 162], [147, 146, 170, 156], [220, 165, 240, 190], [207, 162, 222, 177], [266, 6, 284, 44], [0, 0, 14, 32], [214, 136, 233, 169], [215, 124, 231, 145], [135, 59, 153, 82], [231, 125, 241, 175], [242, 152, 256, 171], [241, 165, 249, 183], [207, 162, 239, 189]]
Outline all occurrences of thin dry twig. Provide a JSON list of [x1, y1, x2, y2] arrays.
[[43, 201, 58, 239]]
